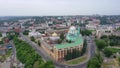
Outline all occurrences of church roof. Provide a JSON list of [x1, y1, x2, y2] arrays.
[[52, 32, 58, 37], [69, 26, 76, 31], [54, 26, 83, 49], [55, 36, 83, 49]]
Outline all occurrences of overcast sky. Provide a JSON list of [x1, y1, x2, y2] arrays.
[[0, 0, 120, 16]]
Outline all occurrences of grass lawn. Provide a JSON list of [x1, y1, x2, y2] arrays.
[[0, 49, 12, 62], [0, 37, 2, 41], [102, 58, 119, 68], [117, 57, 120, 66], [65, 55, 87, 65], [6, 49, 12, 58], [117, 27, 120, 30], [0, 56, 5, 62]]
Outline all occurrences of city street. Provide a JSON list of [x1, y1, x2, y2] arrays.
[[20, 33, 96, 68]]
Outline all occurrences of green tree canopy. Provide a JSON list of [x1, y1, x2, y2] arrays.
[[118, 57, 120, 65], [0, 32, 2, 37], [13, 37, 54, 68], [60, 33, 65, 40], [103, 48, 120, 57], [81, 30, 92, 36], [37, 40, 41, 46], [87, 54, 103, 68], [95, 39, 107, 50], [23, 30, 29, 35], [30, 36, 35, 42]]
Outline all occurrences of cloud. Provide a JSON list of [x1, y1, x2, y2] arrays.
[[0, 0, 120, 16]]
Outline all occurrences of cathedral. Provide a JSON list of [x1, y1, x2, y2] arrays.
[[52, 26, 83, 61], [66, 26, 81, 42]]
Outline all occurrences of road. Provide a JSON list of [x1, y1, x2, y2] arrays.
[[10, 41, 16, 63], [20, 33, 96, 68], [2, 41, 17, 68]]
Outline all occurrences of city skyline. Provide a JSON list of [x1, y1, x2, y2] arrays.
[[0, 0, 120, 16]]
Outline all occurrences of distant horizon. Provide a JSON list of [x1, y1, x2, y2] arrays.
[[0, 14, 120, 17], [0, 0, 120, 16]]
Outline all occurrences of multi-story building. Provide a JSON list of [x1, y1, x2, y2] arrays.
[[41, 26, 83, 61], [96, 25, 114, 38], [86, 19, 100, 30]]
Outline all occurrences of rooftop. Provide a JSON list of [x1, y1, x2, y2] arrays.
[[55, 36, 83, 49]]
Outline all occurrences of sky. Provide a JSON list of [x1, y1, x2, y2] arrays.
[[0, 0, 120, 16]]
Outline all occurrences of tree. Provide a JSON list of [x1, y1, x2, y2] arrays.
[[100, 35, 108, 39], [81, 30, 92, 36], [0, 41, 3, 44], [13, 37, 54, 68], [57, 39, 62, 44], [39, 62, 46, 68], [23, 30, 29, 35], [66, 40, 72, 43], [45, 61, 55, 68], [95, 39, 107, 50], [118, 57, 120, 65], [60, 33, 65, 40], [64, 49, 81, 60], [100, 35, 120, 46], [30, 36, 35, 42], [33, 61, 39, 68], [117, 27, 120, 30], [0, 32, 2, 37], [87, 57, 100, 68], [81, 39, 87, 55], [37, 40, 41, 46], [87, 54, 103, 68], [103, 48, 113, 57], [7, 35, 14, 40]]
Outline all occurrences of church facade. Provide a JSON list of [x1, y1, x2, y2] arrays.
[[53, 26, 83, 61]]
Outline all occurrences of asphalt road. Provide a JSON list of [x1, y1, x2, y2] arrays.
[[9, 41, 16, 64], [20, 33, 96, 68]]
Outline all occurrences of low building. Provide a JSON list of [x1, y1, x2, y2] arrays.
[[86, 24, 97, 30], [2, 32, 6, 37], [49, 32, 60, 44], [0, 44, 7, 55], [96, 25, 115, 38], [28, 30, 41, 38], [0, 61, 11, 68], [86, 19, 100, 30]]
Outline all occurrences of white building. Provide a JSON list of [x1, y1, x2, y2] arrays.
[[49, 32, 60, 41], [86, 19, 100, 30], [2, 32, 6, 37], [28, 30, 41, 38], [96, 25, 114, 38], [86, 24, 97, 30]]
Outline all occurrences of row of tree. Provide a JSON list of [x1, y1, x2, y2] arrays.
[[30, 36, 35, 42], [103, 48, 120, 57], [30, 36, 41, 46], [0, 32, 4, 44], [23, 30, 29, 35], [87, 54, 103, 68], [0, 32, 2, 37], [81, 30, 92, 36], [97, 35, 120, 58], [118, 57, 120, 65], [95, 39, 107, 50], [64, 39, 87, 60], [100, 35, 120, 46], [64, 49, 82, 60], [13, 37, 54, 68]]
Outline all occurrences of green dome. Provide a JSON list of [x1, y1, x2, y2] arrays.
[[54, 26, 83, 49], [66, 26, 80, 41]]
